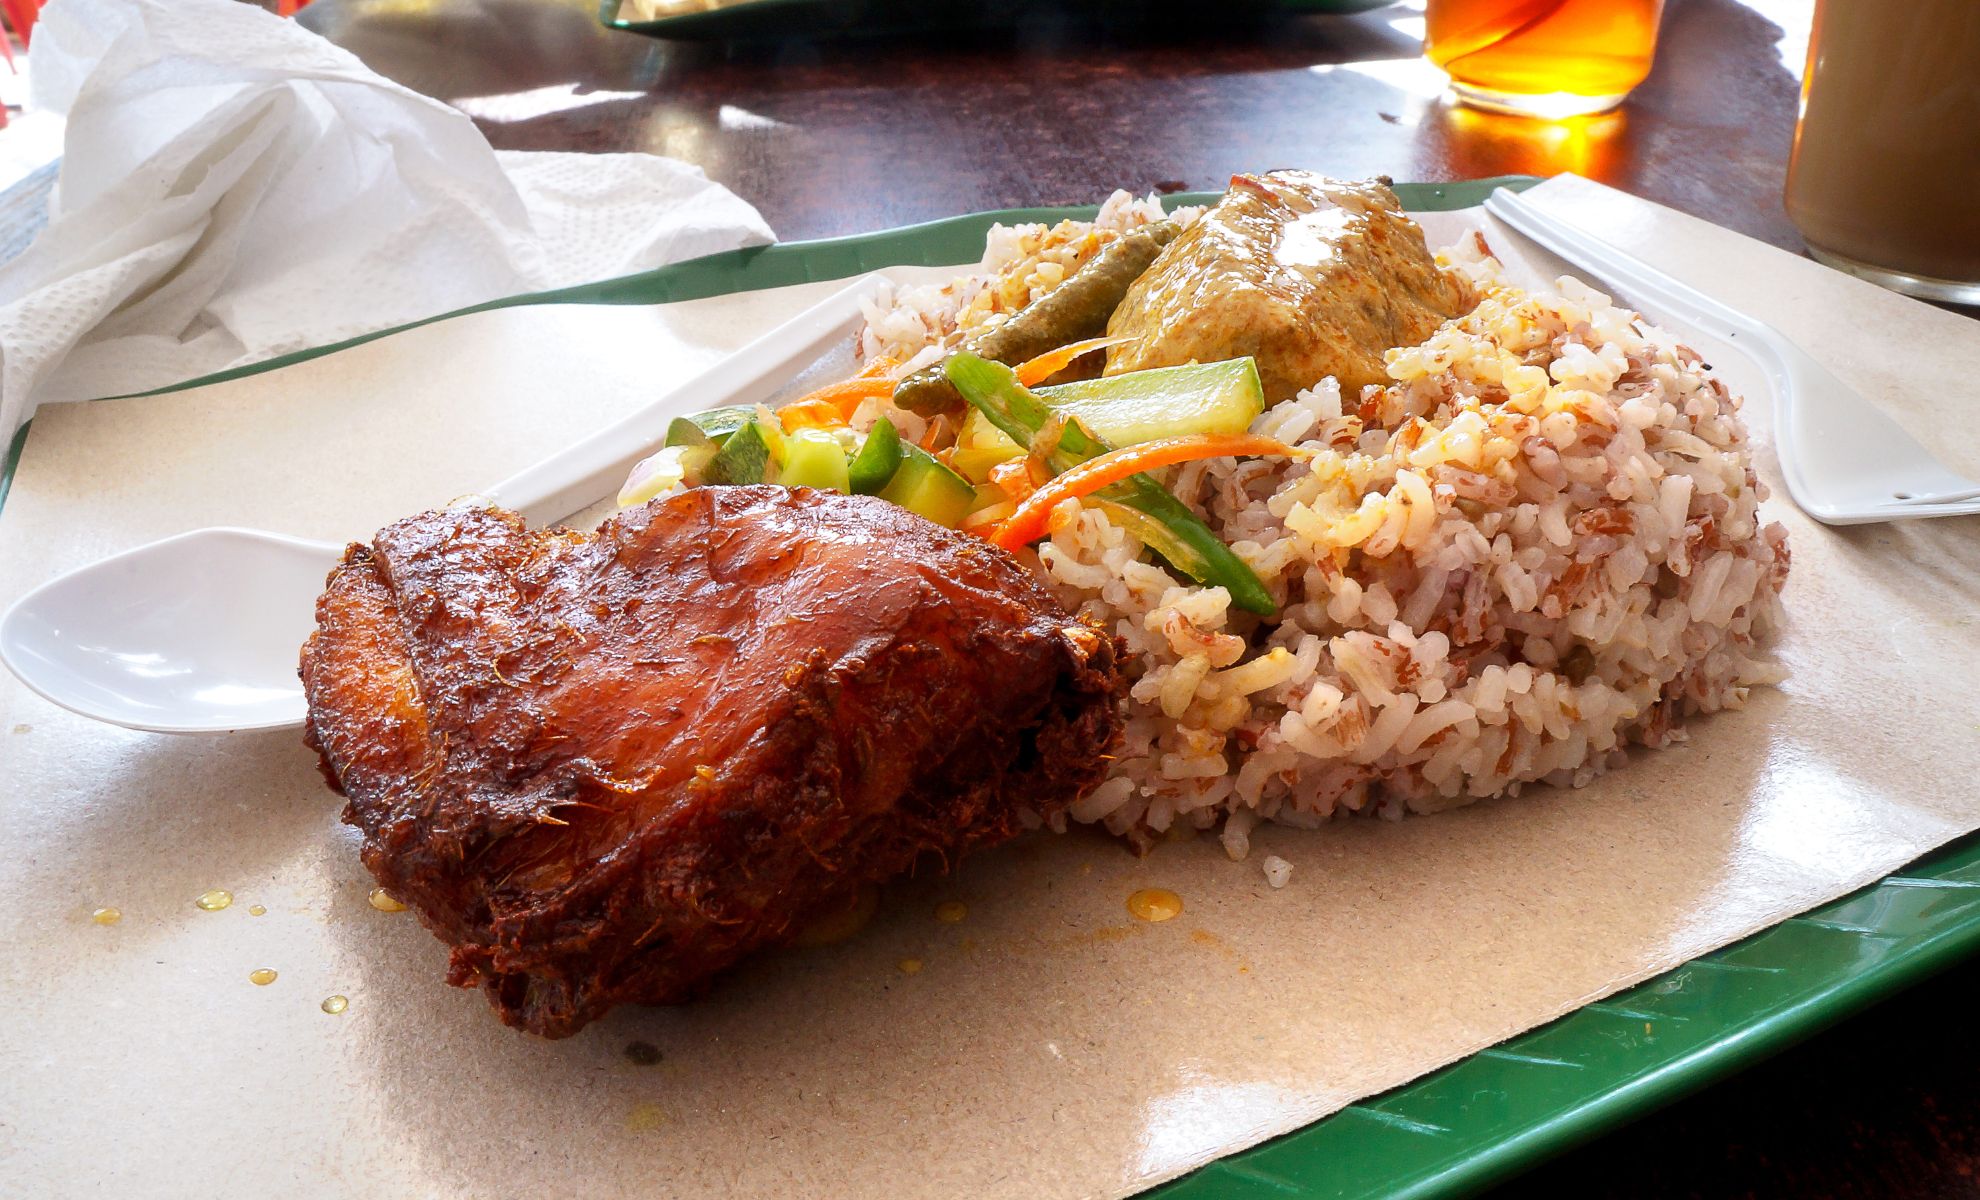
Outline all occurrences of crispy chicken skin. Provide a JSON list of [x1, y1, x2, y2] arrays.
[[301, 486, 1123, 1038], [1106, 172, 1476, 402]]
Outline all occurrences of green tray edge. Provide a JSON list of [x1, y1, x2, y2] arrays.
[[131, 178, 1537, 397], [1145, 833, 1980, 1200], [10, 174, 1973, 1200], [0, 176, 1536, 519]]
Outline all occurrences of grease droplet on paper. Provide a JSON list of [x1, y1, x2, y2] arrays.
[[367, 888, 407, 913], [1127, 888, 1183, 922]]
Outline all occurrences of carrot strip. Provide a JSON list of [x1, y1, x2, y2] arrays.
[[989, 458, 1040, 503], [988, 434, 1304, 551], [774, 376, 896, 429], [1013, 335, 1133, 387], [777, 398, 851, 432], [919, 416, 949, 452], [772, 356, 905, 431]]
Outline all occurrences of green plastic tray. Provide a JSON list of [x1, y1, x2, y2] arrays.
[[1151, 833, 1980, 1199], [5, 175, 1977, 1197]]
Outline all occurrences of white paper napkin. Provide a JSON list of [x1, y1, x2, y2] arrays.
[[0, 0, 775, 446]]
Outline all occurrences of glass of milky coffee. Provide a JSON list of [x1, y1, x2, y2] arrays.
[[1784, 0, 1980, 303]]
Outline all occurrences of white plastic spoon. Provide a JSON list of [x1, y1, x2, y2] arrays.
[[0, 274, 890, 734]]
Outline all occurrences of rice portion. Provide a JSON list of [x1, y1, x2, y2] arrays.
[[1034, 244, 1790, 851]]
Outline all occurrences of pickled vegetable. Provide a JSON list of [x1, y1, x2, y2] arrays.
[[847, 418, 905, 494], [892, 219, 1182, 416], [954, 357, 1267, 481], [667, 405, 756, 444], [704, 420, 775, 486], [945, 353, 1276, 615], [878, 445, 977, 528], [618, 443, 716, 507], [780, 428, 851, 492]]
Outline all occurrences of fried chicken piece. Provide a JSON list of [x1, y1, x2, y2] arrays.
[[1106, 172, 1476, 402], [300, 486, 1123, 1038]]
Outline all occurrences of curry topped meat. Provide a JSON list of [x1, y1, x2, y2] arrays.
[[1105, 173, 1476, 402]]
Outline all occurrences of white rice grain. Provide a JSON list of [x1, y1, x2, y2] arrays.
[[1261, 855, 1295, 889]]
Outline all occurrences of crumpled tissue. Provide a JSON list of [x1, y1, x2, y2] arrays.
[[0, 0, 775, 447]]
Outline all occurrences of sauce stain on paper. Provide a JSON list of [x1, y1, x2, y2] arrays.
[[1189, 927, 1251, 972], [623, 1041, 664, 1066]]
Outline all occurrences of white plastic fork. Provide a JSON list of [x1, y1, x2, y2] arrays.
[[1483, 187, 1980, 525]]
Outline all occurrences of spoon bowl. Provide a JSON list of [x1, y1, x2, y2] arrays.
[[0, 529, 339, 733], [0, 274, 890, 734]]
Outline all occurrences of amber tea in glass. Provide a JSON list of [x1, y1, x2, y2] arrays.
[[1425, 0, 1666, 119]]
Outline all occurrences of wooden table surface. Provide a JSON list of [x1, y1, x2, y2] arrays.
[[301, 0, 1814, 251], [21, 0, 1974, 1194]]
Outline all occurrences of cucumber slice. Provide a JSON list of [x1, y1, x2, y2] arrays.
[[680, 443, 719, 485], [665, 417, 714, 449], [780, 428, 851, 493], [669, 405, 755, 444], [704, 420, 774, 485], [954, 358, 1267, 481], [878, 445, 976, 528], [848, 418, 905, 494], [1041, 358, 1265, 442]]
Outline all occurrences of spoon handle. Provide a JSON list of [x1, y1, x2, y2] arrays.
[[483, 273, 892, 526]]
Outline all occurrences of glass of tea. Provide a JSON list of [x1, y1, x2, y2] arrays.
[[1424, 0, 1666, 120], [1784, 0, 1980, 304]]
